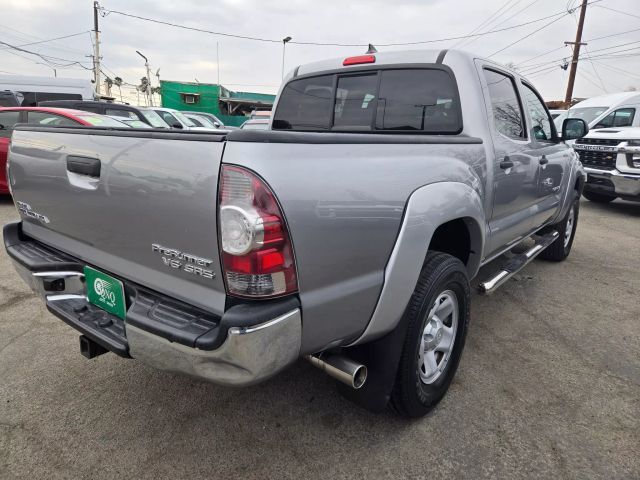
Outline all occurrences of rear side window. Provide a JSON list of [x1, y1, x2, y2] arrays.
[[0, 111, 20, 138], [483, 69, 525, 140], [273, 67, 462, 133]]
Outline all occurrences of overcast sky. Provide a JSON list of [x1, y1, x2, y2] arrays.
[[1, 0, 639, 103]]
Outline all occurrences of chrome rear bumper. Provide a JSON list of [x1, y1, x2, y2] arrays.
[[5, 222, 302, 386]]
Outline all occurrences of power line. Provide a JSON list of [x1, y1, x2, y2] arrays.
[[453, 0, 520, 48], [518, 41, 640, 73], [0, 24, 89, 55], [97, 5, 590, 47], [0, 31, 91, 50], [517, 27, 640, 68], [0, 40, 92, 69], [594, 4, 640, 21], [488, 11, 570, 57], [464, 0, 543, 48]]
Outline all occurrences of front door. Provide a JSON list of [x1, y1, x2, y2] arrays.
[[519, 81, 568, 229]]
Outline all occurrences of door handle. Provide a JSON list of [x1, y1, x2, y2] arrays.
[[499, 157, 514, 169], [539, 155, 549, 165], [67, 156, 101, 177]]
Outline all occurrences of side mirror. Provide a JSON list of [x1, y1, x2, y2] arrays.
[[213, 122, 221, 128], [0, 124, 5, 131], [172, 122, 183, 129], [562, 118, 588, 141]]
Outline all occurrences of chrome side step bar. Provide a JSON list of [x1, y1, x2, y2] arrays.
[[478, 230, 559, 294]]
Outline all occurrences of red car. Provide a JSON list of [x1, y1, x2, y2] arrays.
[[0, 107, 127, 194]]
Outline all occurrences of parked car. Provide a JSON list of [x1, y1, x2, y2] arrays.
[[150, 107, 214, 131], [240, 118, 269, 130], [573, 127, 640, 203], [564, 92, 640, 138], [183, 113, 218, 129], [38, 100, 170, 129], [183, 111, 222, 127], [4, 50, 586, 418], [0, 107, 128, 194], [0, 90, 24, 107], [0, 74, 94, 106]]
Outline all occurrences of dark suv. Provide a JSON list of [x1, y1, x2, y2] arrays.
[[37, 100, 170, 128]]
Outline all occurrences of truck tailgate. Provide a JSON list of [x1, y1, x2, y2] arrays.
[[8, 127, 227, 315]]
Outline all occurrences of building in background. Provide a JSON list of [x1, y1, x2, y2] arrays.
[[160, 80, 275, 127]]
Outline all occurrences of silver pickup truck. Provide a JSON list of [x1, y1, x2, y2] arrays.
[[4, 50, 587, 418]]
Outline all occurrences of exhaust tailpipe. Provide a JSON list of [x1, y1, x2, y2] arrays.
[[306, 353, 367, 389]]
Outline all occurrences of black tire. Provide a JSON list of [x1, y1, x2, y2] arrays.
[[390, 252, 470, 418], [582, 190, 616, 203], [538, 195, 579, 262]]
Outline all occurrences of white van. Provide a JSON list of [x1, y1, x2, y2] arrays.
[[566, 91, 640, 129], [0, 75, 94, 106]]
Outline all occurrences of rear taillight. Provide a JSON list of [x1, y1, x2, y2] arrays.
[[218, 165, 297, 297]]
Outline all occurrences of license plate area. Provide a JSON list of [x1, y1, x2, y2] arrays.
[[83, 266, 127, 320]]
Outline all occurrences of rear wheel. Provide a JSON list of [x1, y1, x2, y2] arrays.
[[582, 190, 616, 203], [390, 252, 470, 418]]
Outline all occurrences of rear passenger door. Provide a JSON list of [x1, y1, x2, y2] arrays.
[[481, 67, 540, 254]]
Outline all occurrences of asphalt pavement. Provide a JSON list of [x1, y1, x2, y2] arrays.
[[0, 195, 638, 479]]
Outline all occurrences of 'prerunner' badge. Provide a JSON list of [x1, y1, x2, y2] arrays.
[[84, 266, 127, 320]]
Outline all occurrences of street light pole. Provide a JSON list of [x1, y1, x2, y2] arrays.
[[136, 50, 153, 107], [282, 36, 292, 80]]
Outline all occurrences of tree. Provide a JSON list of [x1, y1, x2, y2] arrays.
[[114, 77, 123, 102]]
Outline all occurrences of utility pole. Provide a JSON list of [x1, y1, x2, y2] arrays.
[[93, 1, 101, 98], [136, 50, 153, 106], [281, 36, 292, 80], [564, 0, 588, 108]]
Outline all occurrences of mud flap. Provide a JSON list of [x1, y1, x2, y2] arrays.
[[337, 316, 409, 413]]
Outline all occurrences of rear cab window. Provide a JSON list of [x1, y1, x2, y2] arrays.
[[273, 67, 462, 134]]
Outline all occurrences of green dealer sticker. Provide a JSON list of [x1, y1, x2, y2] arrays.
[[84, 266, 127, 320]]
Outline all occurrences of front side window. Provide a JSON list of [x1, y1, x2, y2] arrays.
[[188, 116, 204, 127], [483, 69, 525, 140], [159, 111, 179, 126], [26, 111, 78, 126], [273, 68, 462, 133], [0, 111, 20, 138], [521, 83, 553, 141], [594, 108, 635, 128]]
